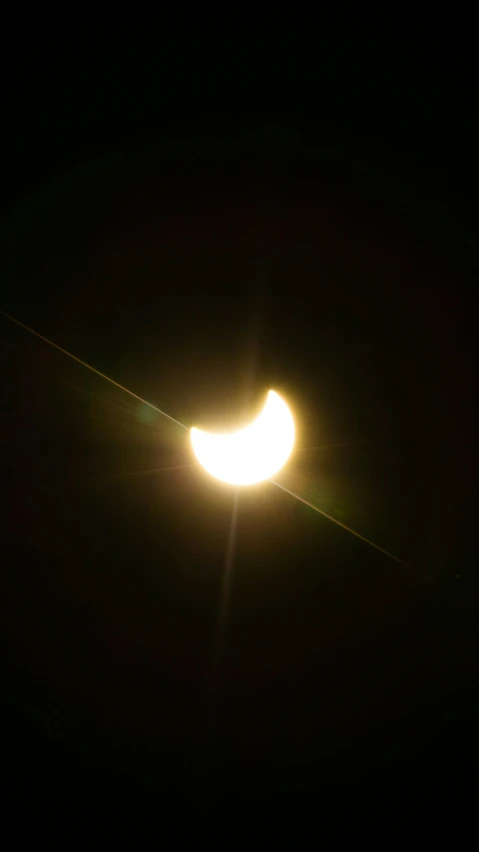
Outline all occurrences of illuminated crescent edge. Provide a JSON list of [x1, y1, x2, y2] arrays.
[[190, 389, 295, 486]]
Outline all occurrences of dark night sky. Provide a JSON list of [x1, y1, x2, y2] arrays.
[[1, 39, 478, 842]]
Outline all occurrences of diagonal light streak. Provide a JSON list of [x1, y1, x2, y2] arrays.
[[270, 478, 432, 583], [1, 309, 188, 429]]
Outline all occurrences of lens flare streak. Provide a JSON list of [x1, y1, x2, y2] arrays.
[[270, 478, 432, 583], [2, 310, 430, 584], [1, 309, 187, 429]]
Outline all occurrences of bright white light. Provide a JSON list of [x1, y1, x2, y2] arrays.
[[190, 390, 295, 486]]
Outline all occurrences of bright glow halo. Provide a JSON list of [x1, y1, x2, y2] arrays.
[[190, 390, 295, 486]]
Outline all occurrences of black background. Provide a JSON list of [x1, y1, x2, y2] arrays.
[[1, 38, 478, 843]]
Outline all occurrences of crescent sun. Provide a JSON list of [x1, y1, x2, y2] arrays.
[[190, 390, 295, 486]]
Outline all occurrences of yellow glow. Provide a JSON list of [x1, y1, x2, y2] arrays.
[[190, 390, 295, 486]]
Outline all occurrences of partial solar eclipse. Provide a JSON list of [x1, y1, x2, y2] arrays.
[[190, 390, 295, 486], [0, 306, 420, 577]]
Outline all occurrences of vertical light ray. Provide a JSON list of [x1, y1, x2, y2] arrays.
[[204, 490, 240, 746]]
